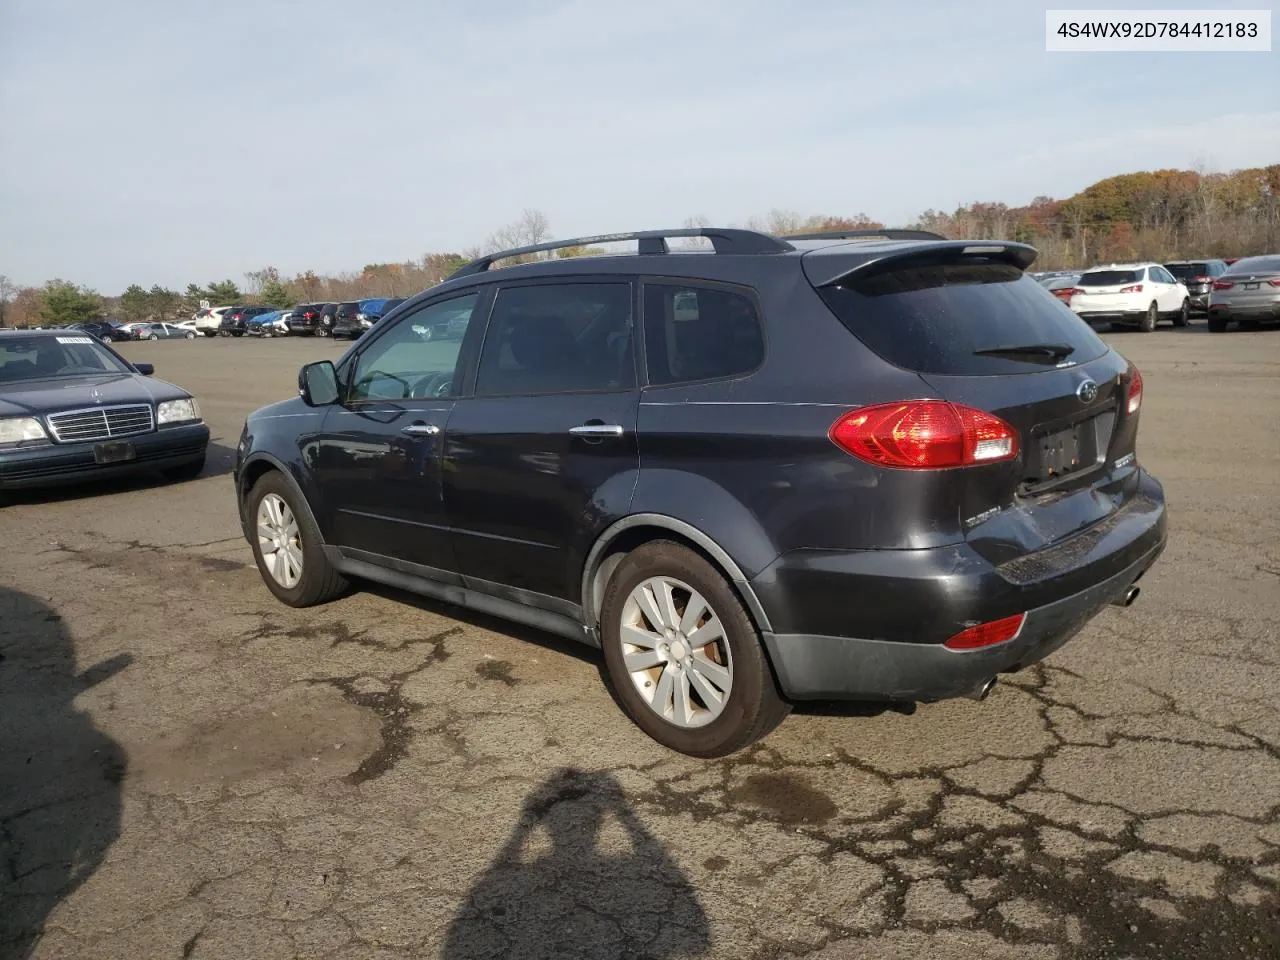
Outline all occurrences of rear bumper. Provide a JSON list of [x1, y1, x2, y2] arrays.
[[1210, 301, 1280, 318], [1074, 309, 1145, 324], [754, 471, 1167, 701], [0, 424, 209, 490]]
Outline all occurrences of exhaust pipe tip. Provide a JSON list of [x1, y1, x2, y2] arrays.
[[966, 677, 998, 701], [1112, 585, 1141, 608]]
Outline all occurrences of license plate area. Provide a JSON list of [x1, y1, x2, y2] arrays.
[[1023, 411, 1114, 489], [94, 440, 136, 464], [1245, 282, 1260, 290]]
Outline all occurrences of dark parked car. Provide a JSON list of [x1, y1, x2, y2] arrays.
[[219, 305, 273, 337], [330, 300, 387, 340], [285, 303, 330, 336], [0, 330, 208, 492], [233, 227, 1167, 757], [132, 322, 198, 341], [1164, 259, 1229, 315], [68, 320, 130, 343]]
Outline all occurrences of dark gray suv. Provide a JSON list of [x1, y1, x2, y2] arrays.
[[233, 228, 1167, 757]]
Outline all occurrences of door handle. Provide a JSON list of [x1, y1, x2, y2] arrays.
[[569, 424, 624, 438], [402, 423, 441, 436]]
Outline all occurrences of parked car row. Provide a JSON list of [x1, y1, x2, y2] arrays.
[[189, 298, 410, 340], [1033, 255, 1278, 332]]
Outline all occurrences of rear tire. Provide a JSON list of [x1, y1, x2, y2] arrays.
[[1208, 314, 1228, 332], [246, 472, 346, 607], [1139, 302, 1158, 332], [148, 334, 159, 340], [1172, 299, 1189, 328], [599, 540, 789, 757]]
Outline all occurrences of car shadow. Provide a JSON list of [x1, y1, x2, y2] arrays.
[[1, 439, 237, 507], [441, 768, 710, 960], [0, 587, 128, 959]]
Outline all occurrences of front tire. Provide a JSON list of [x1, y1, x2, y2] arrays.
[[246, 472, 346, 607], [600, 540, 789, 757], [1139, 302, 1158, 332], [185, 331, 196, 339], [148, 334, 159, 340], [1172, 299, 1189, 328]]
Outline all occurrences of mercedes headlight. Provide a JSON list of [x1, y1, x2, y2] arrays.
[[157, 398, 200, 425], [0, 417, 48, 444]]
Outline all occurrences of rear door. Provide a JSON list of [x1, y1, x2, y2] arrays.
[[443, 279, 639, 602], [1150, 265, 1184, 311], [812, 249, 1139, 564]]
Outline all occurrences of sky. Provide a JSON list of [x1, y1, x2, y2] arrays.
[[1, 0, 1276, 294]]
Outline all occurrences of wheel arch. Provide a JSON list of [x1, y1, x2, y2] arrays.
[[238, 451, 327, 545], [580, 514, 775, 641]]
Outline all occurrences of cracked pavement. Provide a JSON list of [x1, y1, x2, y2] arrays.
[[1, 330, 1277, 959]]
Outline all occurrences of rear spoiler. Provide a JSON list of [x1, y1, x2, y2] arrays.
[[802, 240, 1039, 288]]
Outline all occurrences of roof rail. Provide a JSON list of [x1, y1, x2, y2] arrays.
[[782, 228, 946, 242], [447, 227, 795, 279]]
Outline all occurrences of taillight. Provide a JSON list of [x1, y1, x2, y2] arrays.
[[1118, 284, 1144, 294], [1127, 367, 1143, 416], [1192, 276, 1210, 283], [1269, 279, 1280, 287], [829, 401, 1018, 469], [1212, 280, 1234, 290], [1056, 287, 1079, 299], [945, 613, 1026, 651]]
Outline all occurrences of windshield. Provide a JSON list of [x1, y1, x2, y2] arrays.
[[0, 335, 132, 384], [1079, 269, 1142, 287], [818, 256, 1108, 376]]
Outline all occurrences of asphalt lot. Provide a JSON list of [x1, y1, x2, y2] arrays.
[[2, 326, 1278, 959]]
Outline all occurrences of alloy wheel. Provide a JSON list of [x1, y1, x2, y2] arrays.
[[619, 576, 734, 728], [257, 493, 303, 588]]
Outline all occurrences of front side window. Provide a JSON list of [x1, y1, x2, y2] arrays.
[[348, 294, 480, 402], [474, 283, 634, 397], [642, 283, 764, 385]]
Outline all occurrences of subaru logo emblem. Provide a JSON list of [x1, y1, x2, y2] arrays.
[[1076, 379, 1098, 404]]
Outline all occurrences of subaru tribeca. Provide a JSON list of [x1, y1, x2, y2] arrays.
[[233, 227, 1167, 757]]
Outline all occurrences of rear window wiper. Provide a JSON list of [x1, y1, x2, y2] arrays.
[[973, 342, 1075, 363]]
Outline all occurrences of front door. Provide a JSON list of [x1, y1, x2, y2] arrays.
[[313, 292, 485, 575], [444, 280, 639, 602]]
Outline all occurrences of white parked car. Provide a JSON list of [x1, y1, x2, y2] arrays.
[[1070, 262, 1190, 331], [192, 306, 234, 337]]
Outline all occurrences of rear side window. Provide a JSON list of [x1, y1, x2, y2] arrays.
[[817, 256, 1108, 376], [1079, 269, 1142, 286], [474, 283, 634, 397], [642, 283, 764, 385]]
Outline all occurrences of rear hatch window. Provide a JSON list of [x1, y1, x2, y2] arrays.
[[1165, 263, 1210, 280], [817, 256, 1108, 377], [1079, 269, 1142, 287], [336, 302, 359, 319]]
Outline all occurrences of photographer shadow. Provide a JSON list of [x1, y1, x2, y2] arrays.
[[443, 768, 710, 960], [0, 587, 128, 960]]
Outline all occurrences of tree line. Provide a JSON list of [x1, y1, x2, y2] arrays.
[[2, 163, 1276, 329]]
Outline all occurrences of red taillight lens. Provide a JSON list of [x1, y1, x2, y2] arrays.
[[1212, 280, 1234, 290], [945, 613, 1026, 651], [1192, 276, 1211, 283], [1269, 279, 1280, 287], [1127, 367, 1143, 416], [830, 401, 1018, 469], [1118, 283, 1144, 294], [1054, 287, 1079, 300]]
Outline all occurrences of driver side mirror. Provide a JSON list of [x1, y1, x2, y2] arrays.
[[299, 361, 339, 406], [134, 363, 154, 376]]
